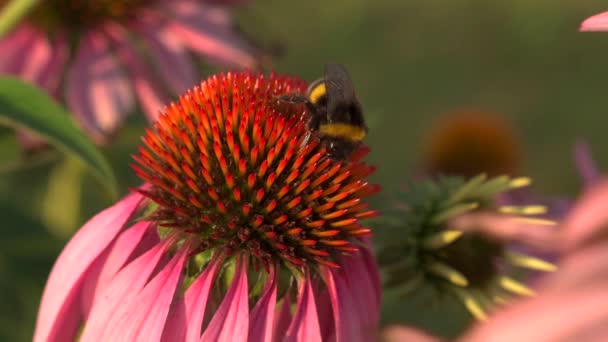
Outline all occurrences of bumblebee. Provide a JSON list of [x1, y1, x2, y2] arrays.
[[277, 64, 367, 161]]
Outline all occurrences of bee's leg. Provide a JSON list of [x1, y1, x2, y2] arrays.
[[275, 93, 308, 104]]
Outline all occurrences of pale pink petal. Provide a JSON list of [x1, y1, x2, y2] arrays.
[[249, 266, 278, 342], [80, 221, 157, 317], [322, 268, 362, 342], [34, 191, 145, 342], [18, 30, 52, 83], [284, 273, 323, 342], [96, 246, 190, 342], [381, 325, 442, 342], [38, 33, 69, 93], [449, 213, 558, 252], [0, 24, 37, 72], [580, 11, 608, 31], [80, 237, 172, 341], [104, 23, 167, 123], [561, 180, 608, 251], [136, 19, 197, 94], [160, 255, 223, 342], [540, 243, 608, 294], [272, 293, 293, 341], [66, 31, 134, 142], [574, 140, 600, 188], [460, 285, 608, 342], [340, 249, 380, 339], [200, 256, 249, 342], [168, 2, 258, 68]]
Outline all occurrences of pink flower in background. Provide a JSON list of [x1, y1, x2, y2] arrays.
[[382, 179, 608, 342], [0, 0, 263, 144], [35, 71, 381, 341], [581, 11, 608, 31]]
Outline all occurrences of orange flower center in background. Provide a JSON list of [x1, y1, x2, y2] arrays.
[[421, 110, 521, 178], [132, 72, 379, 270]]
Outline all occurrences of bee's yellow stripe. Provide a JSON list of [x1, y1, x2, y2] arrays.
[[309, 83, 326, 104], [319, 123, 366, 142]]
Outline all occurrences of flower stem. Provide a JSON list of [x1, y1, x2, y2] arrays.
[[0, 0, 40, 39]]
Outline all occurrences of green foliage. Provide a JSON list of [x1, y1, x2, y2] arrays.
[[0, 77, 118, 199]]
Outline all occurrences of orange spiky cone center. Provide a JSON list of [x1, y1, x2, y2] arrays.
[[132, 71, 379, 269]]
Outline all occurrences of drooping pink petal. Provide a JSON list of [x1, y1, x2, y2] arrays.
[[66, 30, 134, 142], [284, 273, 322, 342], [160, 254, 224, 342], [0, 24, 37, 72], [167, 2, 258, 68], [249, 265, 278, 342], [200, 255, 250, 342], [80, 236, 173, 341], [135, 16, 197, 94], [449, 213, 557, 252], [80, 221, 157, 317], [104, 23, 167, 123], [340, 248, 380, 339], [322, 267, 362, 342], [574, 140, 600, 188], [560, 180, 608, 251], [95, 245, 190, 342], [34, 191, 145, 342], [580, 11, 608, 31], [17, 29, 52, 83], [38, 32, 69, 94], [272, 293, 293, 340]]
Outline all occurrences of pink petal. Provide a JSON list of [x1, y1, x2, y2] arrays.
[[460, 285, 608, 342], [561, 180, 608, 251], [285, 273, 322, 342], [574, 140, 600, 188], [0, 24, 37, 72], [449, 213, 558, 252], [322, 267, 362, 342], [17, 29, 52, 83], [200, 256, 250, 342], [34, 191, 145, 342], [381, 326, 441, 342], [168, 2, 258, 68], [38, 33, 69, 94], [340, 249, 380, 339], [66, 31, 134, 142], [249, 265, 278, 342], [160, 255, 223, 342], [95, 245, 190, 342], [104, 23, 167, 123], [80, 236, 172, 341], [272, 293, 293, 340], [580, 11, 608, 31], [136, 19, 197, 94], [80, 221, 157, 317]]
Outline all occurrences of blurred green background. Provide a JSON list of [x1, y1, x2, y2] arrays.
[[1, 0, 607, 340]]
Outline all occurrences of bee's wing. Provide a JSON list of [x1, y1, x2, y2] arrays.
[[324, 64, 365, 128]]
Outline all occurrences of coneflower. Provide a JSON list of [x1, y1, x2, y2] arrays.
[[378, 174, 557, 320], [35, 71, 381, 341], [0, 0, 262, 146]]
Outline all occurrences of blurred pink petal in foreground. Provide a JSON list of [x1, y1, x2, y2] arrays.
[[0, 0, 263, 145], [35, 72, 381, 342], [580, 11, 608, 31], [383, 179, 608, 342]]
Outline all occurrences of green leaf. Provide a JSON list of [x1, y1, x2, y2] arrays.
[[0, 77, 118, 199]]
